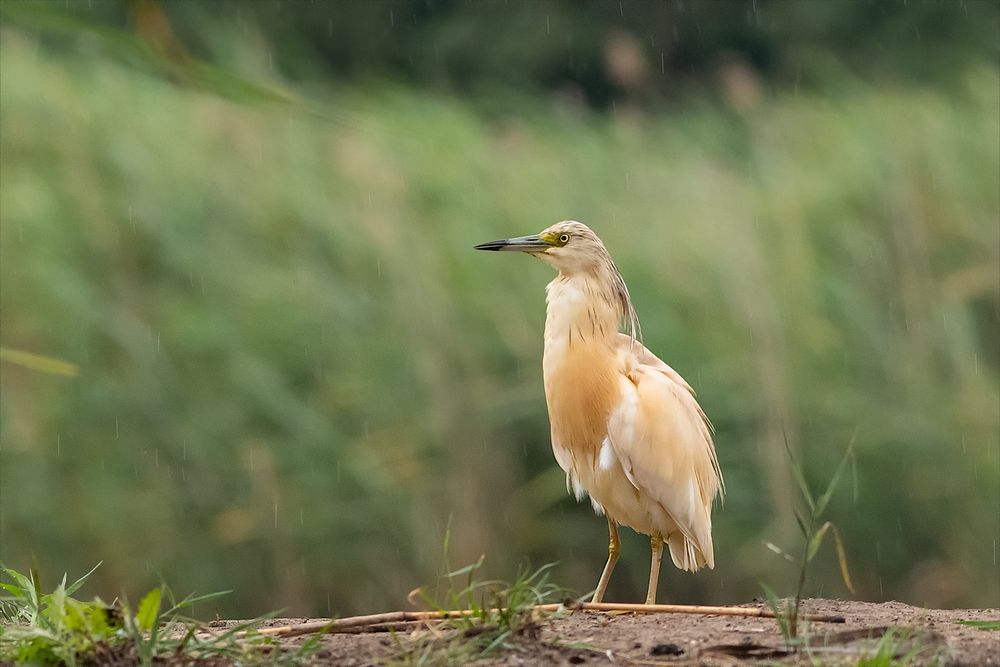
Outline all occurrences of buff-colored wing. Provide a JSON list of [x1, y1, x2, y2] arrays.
[[607, 336, 723, 570]]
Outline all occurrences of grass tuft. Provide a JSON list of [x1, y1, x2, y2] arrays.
[[762, 434, 856, 644], [391, 559, 575, 665], [853, 627, 944, 667], [0, 563, 320, 666]]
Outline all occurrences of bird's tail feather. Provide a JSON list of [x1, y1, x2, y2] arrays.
[[667, 534, 714, 572]]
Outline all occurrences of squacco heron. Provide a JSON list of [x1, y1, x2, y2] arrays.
[[475, 221, 723, 604]]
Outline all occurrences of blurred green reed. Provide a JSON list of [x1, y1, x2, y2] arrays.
[[1, 27, 997, 617]]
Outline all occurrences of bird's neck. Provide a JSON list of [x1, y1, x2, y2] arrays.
[[541, 271, 624, 460], [543, 271, 621, 346]]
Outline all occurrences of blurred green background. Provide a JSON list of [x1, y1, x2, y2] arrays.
[[1, 1, 998, 617]]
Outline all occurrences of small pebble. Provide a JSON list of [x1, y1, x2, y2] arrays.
[[650, 643, 684, 656]]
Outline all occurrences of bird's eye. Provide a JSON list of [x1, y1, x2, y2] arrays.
[[558, 234, 569, 244]]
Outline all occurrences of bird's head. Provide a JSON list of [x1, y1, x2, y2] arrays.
[[474, 220, 612, 275]]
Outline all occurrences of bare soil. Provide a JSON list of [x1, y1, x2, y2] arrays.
[[206, 599, 998, 666]]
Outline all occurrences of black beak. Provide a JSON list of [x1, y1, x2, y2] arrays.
[[474, 235, 548, 252]]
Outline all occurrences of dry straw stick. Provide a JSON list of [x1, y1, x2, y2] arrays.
[[252, 602, 846, 639]]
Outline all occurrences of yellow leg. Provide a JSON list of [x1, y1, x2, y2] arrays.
[[645, 535, 664, 605], [591, 518, 621, 603]]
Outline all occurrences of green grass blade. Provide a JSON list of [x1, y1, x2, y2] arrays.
[[806, 521, 832, 562], [783, 431, 815, 512], [0, 347, 79, 377], [828, 523, 855, 593], [163, 589, 231, 617], [759, 582, 792, 642], [793, 509, 809, 537], [65, 562, 102, 596], [958, 619, 1000, 630], [815, 441, 855, 516], [136, 587, 162, 632], [2, 568, 33, 597]]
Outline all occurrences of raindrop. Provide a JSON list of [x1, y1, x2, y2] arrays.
[[115, 417, 120, 439], [660, 52, 665, 75], [183, 438, 187, 460], [376, 258, 382, 277], [389, 8, 394, 26], [546, 14, 550, 35], [128, 206, 135, 232], [300, 507, 304, 525], [250, 449, 255, 472], [57, 434, 61, 457], [274, 502, 279, 529], [155, 448, 159, 468]]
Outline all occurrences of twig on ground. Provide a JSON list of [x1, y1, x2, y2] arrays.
[[250, 601, 846, 639]]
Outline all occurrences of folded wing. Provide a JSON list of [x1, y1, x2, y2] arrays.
[[607, 335, 723, 570]]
